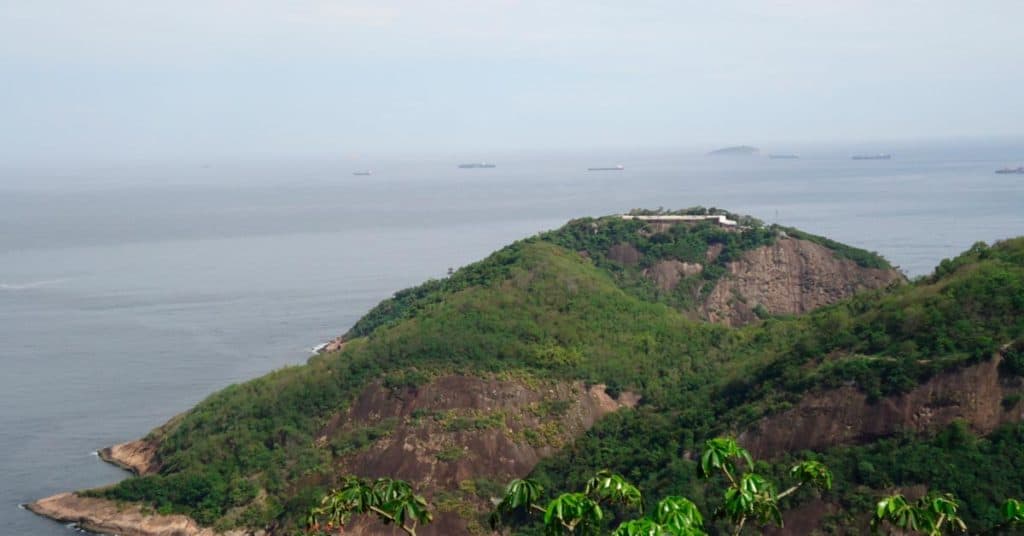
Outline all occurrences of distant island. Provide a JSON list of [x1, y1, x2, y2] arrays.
[[706, 145, 759, 156], [852, 153, 892, 160]]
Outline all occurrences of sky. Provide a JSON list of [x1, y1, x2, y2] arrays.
[[1, 0, 1023, 164]]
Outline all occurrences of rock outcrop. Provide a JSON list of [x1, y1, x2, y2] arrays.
[[322, 375, 638, 535], [99, 438, 161, 476], [607, 242, 642, 266], [702, 237, 902, 325], [740, 353, 1024, 459], [27, 492, 258, 536], [644, 259, 703, 291]]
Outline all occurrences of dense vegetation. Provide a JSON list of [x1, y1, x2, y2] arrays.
[[347, 208, 890, 337], [88, 212, 1024, 534]]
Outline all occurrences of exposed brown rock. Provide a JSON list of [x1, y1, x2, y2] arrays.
[[764, 498, 839, 536], [324, 375, 638, 535], [703, 237, 902, 326], [607, 242, 641, 266], [643, 260, 703, 291], [27, 492, 258, 536], [740, 353, 1024, 460], [99, 438, 161, 476], [705, 243, 724, 263]]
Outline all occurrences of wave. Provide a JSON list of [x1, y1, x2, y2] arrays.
[[0, 278, 70, 291]]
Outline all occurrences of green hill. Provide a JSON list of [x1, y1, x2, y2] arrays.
[[67, 212, 1024, 534]]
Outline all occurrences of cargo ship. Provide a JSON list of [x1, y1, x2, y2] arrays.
[[458, 162, 496, 169], [995, 166, 1024, 174], [852, 153, 892, 160], [587, 164, 625, 171], [768, 154, 799, 159], [352, 170, 373, 176]]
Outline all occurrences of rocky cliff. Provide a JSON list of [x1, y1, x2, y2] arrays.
[[320, 374, 637, 535], [701, 237, 903, 325], [98, 438, 161, 476], [740, 351, 1024, 459]]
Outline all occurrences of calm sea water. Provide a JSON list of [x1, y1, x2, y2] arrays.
[[3, 143, 1023, 534]]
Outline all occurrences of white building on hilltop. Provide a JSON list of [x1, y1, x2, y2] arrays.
[[621, 214, 739, 227]]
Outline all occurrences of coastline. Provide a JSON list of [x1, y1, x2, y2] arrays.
[[26, 492, 224, 536], [97, 439, 161, 476], [26, 435, 259, 536], [314, 335, 346, 354]]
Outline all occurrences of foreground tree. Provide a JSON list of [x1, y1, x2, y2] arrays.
[[492, 470, 646, 534], [307, 476, 432, 536], [699, 437, 832, 535], [872, 494, 1024, 535], [492, 437, 831, 535]]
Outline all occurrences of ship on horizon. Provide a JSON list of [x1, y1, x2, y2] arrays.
[[458, 162, 496, 169], [995, 166, 1024, 174], [587, 164, 625, 171], [852, 153, 892, 160], [352, 170, 373, 176], [768, 154, 799, 159]]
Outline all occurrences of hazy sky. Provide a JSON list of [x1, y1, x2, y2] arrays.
[[2, 1, 1023, 163]]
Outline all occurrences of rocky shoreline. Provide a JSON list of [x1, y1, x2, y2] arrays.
[[97, 438, 161, 476], [313, 335, 346, 354], [27, 438, 260, 536], [26, 492, 239, 536]]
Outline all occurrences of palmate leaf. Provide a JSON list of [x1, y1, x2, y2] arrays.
[[584, 470, 643, 510], [788, 460, 833, 491], [655, 496, 705, 534], [721, 473, 781, 527], [385, 492, 433, 528], [309, 476, 433, 534], [873, 494, 927, 533], [490, 478, 545, 528], [612, 517, 670, 536], [699, 437, 753, 479], [1003, 498, 1024, 523], [544, 492, 603, 535], [923, 493, 966, 534]]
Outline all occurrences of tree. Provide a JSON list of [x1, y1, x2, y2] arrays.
[[492, 471, 645, 535], [872, 495, 1024, 535], [871, 493, 966, 535], [698, 437, 832, 535], [307, 476, 432, 536], [493, 437, 831, 535]]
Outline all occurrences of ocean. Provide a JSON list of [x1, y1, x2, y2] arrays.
[[3, 142, 1023, 534]]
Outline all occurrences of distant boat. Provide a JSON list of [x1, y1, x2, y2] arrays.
[[587, 164, 625, 171], [852, 153, 892, 160], [352, 170, 373, 176], [768, 154, 799, 159], [458, 162, 496, 169], [995, 166, 1024, 174]]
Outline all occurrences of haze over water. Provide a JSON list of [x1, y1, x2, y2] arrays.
[[3, 141, 1024, 534]]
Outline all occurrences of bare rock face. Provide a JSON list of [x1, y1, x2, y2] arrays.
[[644, 260, 703, 291], [607, 242, 642, 266], [323, 375, 638, 535], [740, 353, 1024, 460], [703, 237, 902, 326], [27, 492, 258, 536], [99, 438, 161, 476]]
